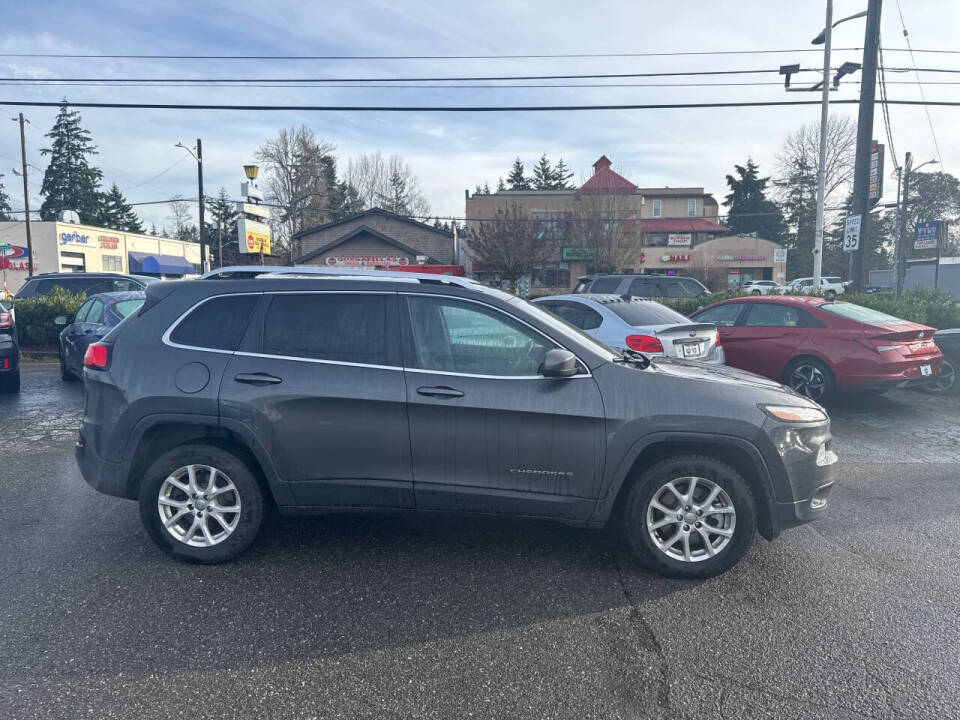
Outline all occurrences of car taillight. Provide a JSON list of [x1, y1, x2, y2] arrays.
[[83, 343, 110, 369], [626, 334, 664, 353], [1, 358, 8, 370], [868, 338, 901, 352], [0, 312, 11, 329]]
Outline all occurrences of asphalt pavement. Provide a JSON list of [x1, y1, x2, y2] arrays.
[[1, 364, 958, 719]]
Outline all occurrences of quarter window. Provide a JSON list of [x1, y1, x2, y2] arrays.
[[407, 296, 554, 376], [170, 295, 259, 351], [262, 293, 389, 365], [589, 276, 623, 293]]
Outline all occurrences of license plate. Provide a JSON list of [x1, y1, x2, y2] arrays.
[[682, 342, 703, 358], [920, 364, 932, 377]]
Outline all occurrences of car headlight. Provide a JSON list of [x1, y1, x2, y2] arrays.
[[761, 405, 828, 423]]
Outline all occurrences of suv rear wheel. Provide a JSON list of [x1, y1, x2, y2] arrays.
[[138, 443, 266, 563], [623, 455, 757, 579], [0, 368, 19, 393]]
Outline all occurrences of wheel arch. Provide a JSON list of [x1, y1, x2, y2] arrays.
[[781, 353, 836, 385], [598, 433, 779, 540]]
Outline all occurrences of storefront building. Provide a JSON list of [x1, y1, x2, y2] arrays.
[[0, 220, 201, 294]]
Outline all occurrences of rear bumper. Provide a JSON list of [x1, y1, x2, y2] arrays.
[[75, 428, 134, 500], [0, 336, 18, 371], [843, 356, 943, 391]]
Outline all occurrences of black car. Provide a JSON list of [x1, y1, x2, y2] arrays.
[[15, 272, 157, 299], [574, 273, 710, 299], [56, 291, 145, 381], [922, 328, 959, 396], [0, 299, 19, 393], [75, 270, 836, 578]]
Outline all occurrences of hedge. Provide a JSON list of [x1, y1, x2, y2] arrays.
[[14, 288, 87, 346]]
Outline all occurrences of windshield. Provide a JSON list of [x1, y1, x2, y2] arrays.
[[507, 296, 620, 362], [603, 300, 689, 327], [819, 301, 911, 324]]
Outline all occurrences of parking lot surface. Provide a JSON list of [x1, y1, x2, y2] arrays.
[[1, 364, 958, 719]]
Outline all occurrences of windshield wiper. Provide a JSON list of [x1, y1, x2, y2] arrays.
[[613, 348, 651, 369]]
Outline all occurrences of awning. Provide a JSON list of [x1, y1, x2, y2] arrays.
[[128, 251, 194, 276]]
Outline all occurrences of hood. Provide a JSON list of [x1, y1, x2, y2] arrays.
[[646, 355, 789, 391]]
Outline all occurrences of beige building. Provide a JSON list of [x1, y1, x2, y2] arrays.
[[0, 221, 201, 294], [464, 155, 785, 292]]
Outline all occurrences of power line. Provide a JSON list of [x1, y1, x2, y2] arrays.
[[878, 44, 900, 174], [1, 99, 958, 112], [895, 0, 945, 172], [125, 154, 191, 191]]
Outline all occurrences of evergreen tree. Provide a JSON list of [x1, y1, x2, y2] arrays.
[[380, 166, 414, 215], [775, 158, 818, 278], [39, 102, 104, 222], [205, 187, 239, 241], [722, 159, 786, 241], [496, 178, 506, 192], [553, 158, 574, 190], [149, 222, 159, 236], [98, 183, 143, 232], [506, 157, 530, 190], [532, 154, 554, 190], [474, 185, 484, 196], [483, 182, 491, 195], [337, 180, 364, 217], [0, 176, 13, 221]]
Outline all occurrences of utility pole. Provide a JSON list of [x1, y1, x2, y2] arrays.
[[196, 138, 206, 271], [812, 0, 833, 293], [849, 0, 883, 292], [895, 152, 912, 298], [15, 113, 33, 276], [217, 219, 223, 270]]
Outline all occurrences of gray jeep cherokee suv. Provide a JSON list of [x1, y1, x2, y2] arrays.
[[76, 270, 837, 578]]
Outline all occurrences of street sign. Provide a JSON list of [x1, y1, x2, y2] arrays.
[[914, 221, 941, 251], [843, 215, 862, 252], [773, 248, 788, 263]]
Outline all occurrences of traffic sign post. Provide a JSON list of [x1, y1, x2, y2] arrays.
[[843, 215, 862, 253]]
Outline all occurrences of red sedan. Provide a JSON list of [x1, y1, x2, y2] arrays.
[[690, 296, 943, 403]]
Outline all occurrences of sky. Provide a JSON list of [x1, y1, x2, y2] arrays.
[[1, 0, 958, 232]]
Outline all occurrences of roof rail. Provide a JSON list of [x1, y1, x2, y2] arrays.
[[201, 264, 480, 289]]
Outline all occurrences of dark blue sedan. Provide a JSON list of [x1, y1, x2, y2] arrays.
[[57, 291, 145, 381]]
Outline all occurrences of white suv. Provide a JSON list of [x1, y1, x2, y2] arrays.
[[778, 276, 847, 297], [741, 280, 782, 295]]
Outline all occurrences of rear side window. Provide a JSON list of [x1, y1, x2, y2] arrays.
[[589, 277, 622, 293], [170, 295, 259, 351], [85, 299, 105, 324], [541, 302, 602, 331], [627, 278, 661, 297], [262, 293, 389, 366], [605, 301, 688, 327], [678, 278, 707, 297], [113, 299, 145, 318], [693, 303, 745, 327], [744, 303, 802, 327]]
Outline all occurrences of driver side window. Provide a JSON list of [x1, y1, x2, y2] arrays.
[[406, 296, 554, 376]]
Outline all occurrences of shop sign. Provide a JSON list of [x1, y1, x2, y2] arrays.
[[98, 235, 120, 250], [773, 248, 788, 263], [667, 233, 692, 247], [869, 143, 884, 206], [914, 221, 941, 251], [60, 231, 90, 246], [0, 244, 29, 271], [238, 218, 272, 255], [324, 256, 410, 267], [660, 253, 690, 262], [560, 246, 595, 261], [714, 253, 767, 262]]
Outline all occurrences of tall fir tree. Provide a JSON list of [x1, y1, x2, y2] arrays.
[[722, 159, 786, 241], [99, 183, 143, 232], [552, 158, 574, 190], [506, 157, 530, 190], [496, 177, 506, 192], [0, 176, 13, 221], [39, 102, 104, 222], [531, 154, 555, 190], [775, 158, 818, 278]]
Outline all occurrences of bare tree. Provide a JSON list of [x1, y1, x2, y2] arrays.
[[776, 116, 856, 206], [686, 254, 728, 292], [568, 191, 642, 272], [255, 126, 335, 261], [467, 202, 557, 292], [167, 194, 195, 242], [343, 151, 430, 217]]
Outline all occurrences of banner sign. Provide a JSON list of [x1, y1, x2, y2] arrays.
[[869, 142, 884, 206], [560, 246, 595, 261], [667, 233, 692, 247], [324, 256, 410, 267], [914, 221, 941, 251]]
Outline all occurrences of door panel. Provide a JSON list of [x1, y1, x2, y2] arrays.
[[726, 303, 810, 380], [401, 294, 605, 520]]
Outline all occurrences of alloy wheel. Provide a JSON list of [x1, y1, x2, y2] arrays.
[[157, 464, 241, 547], [925, 358, 956, 393], [645, 476, 736, 562], [789, 364, 827, 402]]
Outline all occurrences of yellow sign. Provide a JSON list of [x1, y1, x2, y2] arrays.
[[239, 218, 272, 255]]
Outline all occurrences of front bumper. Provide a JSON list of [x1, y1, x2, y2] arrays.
[[75, 428, 134, 500], [763, 420, 839, 531]]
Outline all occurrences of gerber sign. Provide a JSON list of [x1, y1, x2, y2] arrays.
[[60, 231, 90, 245]]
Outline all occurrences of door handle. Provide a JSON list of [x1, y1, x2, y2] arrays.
[[234, 372, 283, 386], [417, 385, 464, 398]]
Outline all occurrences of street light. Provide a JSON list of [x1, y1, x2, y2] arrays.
[[243, 164, 259, 181], [175, 140, 206, 271], [811, 10, 868, 44]]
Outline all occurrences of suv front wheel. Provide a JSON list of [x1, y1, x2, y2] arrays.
[[138, 443, 266, 563], [623, 454, 757, 579]]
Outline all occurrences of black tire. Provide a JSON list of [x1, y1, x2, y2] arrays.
[[752, 289, 762, 295], [138, 443, 266, 564], [59, 346, 77, 382], [783, 357, 835, 404], [920, 356, 958, 396], [0, 369, 19, 393], [622, 454, 757, 579]]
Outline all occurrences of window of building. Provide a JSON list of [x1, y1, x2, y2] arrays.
[[407, 296, 553, 376], [687, 198, 697, 217], [102, 255, 123, 272], [60, 251, 86, 271], [652, 199, 662, 218], [170, 295, 259, 351], [644, 233, 668, 247], [262, 293, 389, 365], [531, 263, 571, 288], [530, 211, 571, 241]]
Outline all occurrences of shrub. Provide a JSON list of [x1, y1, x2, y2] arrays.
[[660, 290, 748, 316], [14, 288, 86, 346], [840, 287, 960, 329]]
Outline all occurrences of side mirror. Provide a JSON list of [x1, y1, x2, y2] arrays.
[[54, 315, 68, 327], [542, 348, 579, 378]]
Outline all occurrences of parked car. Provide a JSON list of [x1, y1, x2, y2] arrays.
[[15, 272, 158, 299], [776, 276, 847, 297], [690, 295, 943, 403], [920, 329, 959, 396], [0, 298, 19, 393], [56, 291, 145, 381], [573, 273, 710, 299], [741, 280, 782, 295], [75, 270, 837, 579], [532, 293, 724, 364]]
